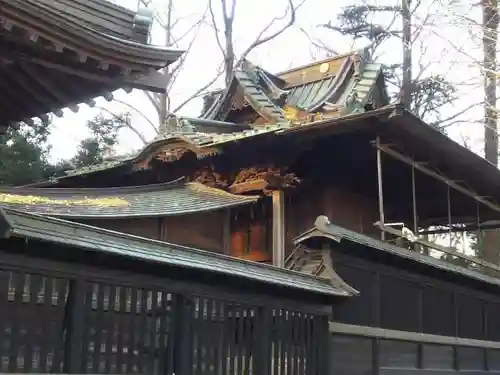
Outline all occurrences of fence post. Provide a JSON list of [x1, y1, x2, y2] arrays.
[[255, 306, 273, 375], [173, 294, 193, 375], [316, 315, 330, 375], [64, 278, 86, 373]]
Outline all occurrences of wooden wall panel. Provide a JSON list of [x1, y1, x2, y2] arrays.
[[162, 210, 227, 253], [78, 218, 162, 240], [322, 185, 379, 235], [285, 183, 379, 255], [330, 245, 500, 340]]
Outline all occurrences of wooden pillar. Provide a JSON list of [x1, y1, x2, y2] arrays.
[[64, 278, 86, 373], [272, 190, 285, 268]]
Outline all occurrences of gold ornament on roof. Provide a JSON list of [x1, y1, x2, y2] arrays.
[[319, 62, 329, 74]]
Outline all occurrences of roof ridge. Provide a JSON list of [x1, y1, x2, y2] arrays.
[[1, 178, 186, 196], [276, 47, 370, 77]]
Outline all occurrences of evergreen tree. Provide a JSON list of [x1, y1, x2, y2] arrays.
[[70, 113, 125, 168], [322, 2, 458, 129], [0, 112, 129, 186], [0, 120, 55, 185]]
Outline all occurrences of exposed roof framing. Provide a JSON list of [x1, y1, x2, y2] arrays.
[[0, 0, 183, 130], [0, 180, 259, 219], [0, 208, 354, 297]]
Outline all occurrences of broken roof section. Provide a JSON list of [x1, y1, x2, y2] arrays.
[[201, 49, 388, 127], [0, 180, 258, 219], [0, 208, 354, 298], [0, 0, 183, 131]]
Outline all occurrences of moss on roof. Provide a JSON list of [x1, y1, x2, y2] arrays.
[[0, 194, 129, 207]]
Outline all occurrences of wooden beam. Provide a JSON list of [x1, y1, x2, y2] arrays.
[[6, 67, 63, 117], [17, 56, 169, 93], [329, 322, 500, 349], [0, 71, 42, 119], [21, 63, 79, 113], [421, 221, 500, 234], [374, 222, 500, 273], [229, 179, 268, 194], [272, 190, 285, 268], [375, 143, 500, 215]]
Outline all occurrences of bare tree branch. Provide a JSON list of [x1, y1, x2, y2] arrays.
[[145, 92, 160, 113], [112, 99, 159, 135], [172, 66, 224, 114], [208, 0, 227, 58], [95, 106, 148, 145], [167, 6, 209, 91], [236, 0, 305, 67], [299, 27, 340, 56]]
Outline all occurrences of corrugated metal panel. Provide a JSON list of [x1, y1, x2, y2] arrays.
[[0, 181, 259, 218], [0, 208, 353, 297]]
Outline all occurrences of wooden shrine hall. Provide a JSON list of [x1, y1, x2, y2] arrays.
[[0, 1, 341, 374], [3, 3, 500, 371]]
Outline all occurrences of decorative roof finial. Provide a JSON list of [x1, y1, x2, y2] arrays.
[[133, 8, 154, 43]]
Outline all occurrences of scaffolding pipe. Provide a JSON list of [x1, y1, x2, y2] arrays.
[[375, 143, 500, 215], [376, 137, 386, 241], [447, 185, 452, 247], [412, 165, 418, 233]]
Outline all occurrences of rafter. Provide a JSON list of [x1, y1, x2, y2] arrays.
[[21, 63, 80, 113]]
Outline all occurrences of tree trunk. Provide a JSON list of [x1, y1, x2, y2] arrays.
[[482, 0, 499, 267], [483, 0, 499, 166], [401, 0, 412, 110], [160, 0, 174, 131], [224, 23, 235, 86]]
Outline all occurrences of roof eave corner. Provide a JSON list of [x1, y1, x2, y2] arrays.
[[293, 215, 343, 246], [0, 207, 14, 239], [388, 103, 408, 120]]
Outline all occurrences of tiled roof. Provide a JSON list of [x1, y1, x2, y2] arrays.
[[0, 180, 259, 218], [53, 50, 385, 179], [233, 68, 288, 124], [37, 0, 153, 43], [0, 0, 183, 129], [62, 127, 282, 177], [0, 208, 354, 297]]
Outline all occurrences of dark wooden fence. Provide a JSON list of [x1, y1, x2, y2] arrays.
[[331, 332, 500, 375], [0, 260, 329, 374]]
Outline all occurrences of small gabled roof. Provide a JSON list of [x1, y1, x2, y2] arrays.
[[202, 49, 386, 123], [294, 215, 500, 290], [0, 0, 183, 130], [0, 208, 354, 298], [0, 180, 259, 219]]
